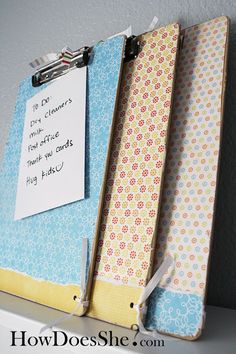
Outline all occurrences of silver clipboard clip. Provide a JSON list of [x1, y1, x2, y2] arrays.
[[32, 36, 140, 87], [32, 47, 91, 87]]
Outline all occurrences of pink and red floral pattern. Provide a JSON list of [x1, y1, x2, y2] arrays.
[[94, 24, 180, 287]]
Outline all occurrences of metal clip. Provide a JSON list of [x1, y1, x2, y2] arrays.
[[32, 35, 139, 87], [32, 47, 91, 87], [179, 34, 185, 50], [124, 35, 140, 62]]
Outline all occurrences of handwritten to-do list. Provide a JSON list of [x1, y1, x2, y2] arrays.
[[15, 67, 87, 220]]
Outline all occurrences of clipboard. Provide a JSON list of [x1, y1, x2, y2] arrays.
[[146, 16, 229, 339], [88, 23, 180, 328], [0, 35, 128, 315]]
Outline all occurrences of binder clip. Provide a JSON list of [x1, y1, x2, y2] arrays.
[[124, 35, 140, 62], [32, 46, 91, 87]]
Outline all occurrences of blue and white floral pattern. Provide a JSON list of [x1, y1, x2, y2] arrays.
[[0, 36, 125, 285], [146, 287, 203, 338]]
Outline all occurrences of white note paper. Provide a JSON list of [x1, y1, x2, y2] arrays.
[[15, 67, 87, 220]]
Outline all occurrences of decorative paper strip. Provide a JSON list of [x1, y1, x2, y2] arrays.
[[146, 16, 229, 339], [88, 23, 180, 328], [0, 35, 125, 315], [61, 46, 74, 65]]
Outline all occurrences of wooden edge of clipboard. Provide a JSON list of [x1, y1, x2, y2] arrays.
[[86, 23, 181, 328], [82, 36, 128, 314], [153, 15, 231, 341]]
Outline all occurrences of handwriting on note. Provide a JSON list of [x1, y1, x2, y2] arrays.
[[15, 67, 86, 220]]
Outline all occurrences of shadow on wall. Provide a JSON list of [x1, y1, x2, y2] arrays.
[[207, 20, 236, 309]]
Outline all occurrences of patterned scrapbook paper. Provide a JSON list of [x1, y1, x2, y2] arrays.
[[0, 36, 125, 292], [146, 16, 229, 338], [94, 24, 179, 289]]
